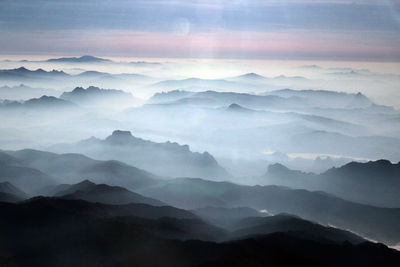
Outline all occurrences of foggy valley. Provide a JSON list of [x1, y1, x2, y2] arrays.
[[1, 0, 400, 266]]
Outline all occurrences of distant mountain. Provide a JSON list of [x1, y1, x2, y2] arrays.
[[142, 177, 400, 245], [148, 90, 309, 110], [0, 84, 58, 100], [46, 55, 112, 63], [0, 95, 76, 112], [231, 213, 365, 245], [60, 86, 138, 107], [75, 70, 110, 78], [4, 149, 159, 192], [272, 75, 308, 82], [0, 67, 155, 91], [129, 61, 162, 66], [228, 73, 268, 83], [0, 67, 69, 81], [289, 130, 400, 162], [264, 89, 373, 109], [52, 130, 231, 180], [24, 95, 75, 108], [225, 103, 255, 113], [54, 180, 164, 206], [75, 71, 150, 81], [148, 77, 258, 92], [148, 90, 194, 104]]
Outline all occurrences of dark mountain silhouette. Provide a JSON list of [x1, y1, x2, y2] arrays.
[[231, 213, 365, 244], [46, 55, 112, 63], [4, 149, 159, 192], [18, 197, 197, 220], [52, 130, 231, 180], [0, 191, 22, 203], [54, 180, 164, 206], [324, 159, 400, 179], [142, 177, 400, 245], [0, 197, 227, 241], [0, 197, 398, 267], [264, 160, 400, 208]]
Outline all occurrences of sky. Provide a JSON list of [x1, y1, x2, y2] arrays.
[[0, 0, 399, 61]]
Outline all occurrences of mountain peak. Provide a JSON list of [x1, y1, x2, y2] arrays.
[[75, 179, 96, 187], [226, 103, 253, 113], [238, 72, 267, 80], [228, 103, 243, 109], [111, 130, 133, 138], [105, 130, 137, 145], [15, 67, 29, 72], [268, 163, 290, 173]]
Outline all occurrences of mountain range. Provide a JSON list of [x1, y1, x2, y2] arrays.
[[141, 177, 400, 245], [0, 67, 155, 90], [0, 148, 159, 193], [51, 130, 231, 180], [263, 89, 373, 109], [0, 95, 75, 111], [60, 86, 141, 108], [0, 193, 398, 266], [263, 159, 400, 207], [46, 55, 112, 63], [52, 179, 164, 206], [0, 84, 59, 100]]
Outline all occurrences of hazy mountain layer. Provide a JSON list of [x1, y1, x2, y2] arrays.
[[263, 160, 400, 208], [141, 177, 400, 245], [51, 130, 231, 180], [2, 149, 159, 193]]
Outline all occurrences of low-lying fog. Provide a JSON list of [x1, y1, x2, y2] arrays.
[[0, 55, 399, 179]]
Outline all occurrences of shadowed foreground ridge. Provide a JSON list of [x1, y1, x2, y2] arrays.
[[0, 197, 399, 267]]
